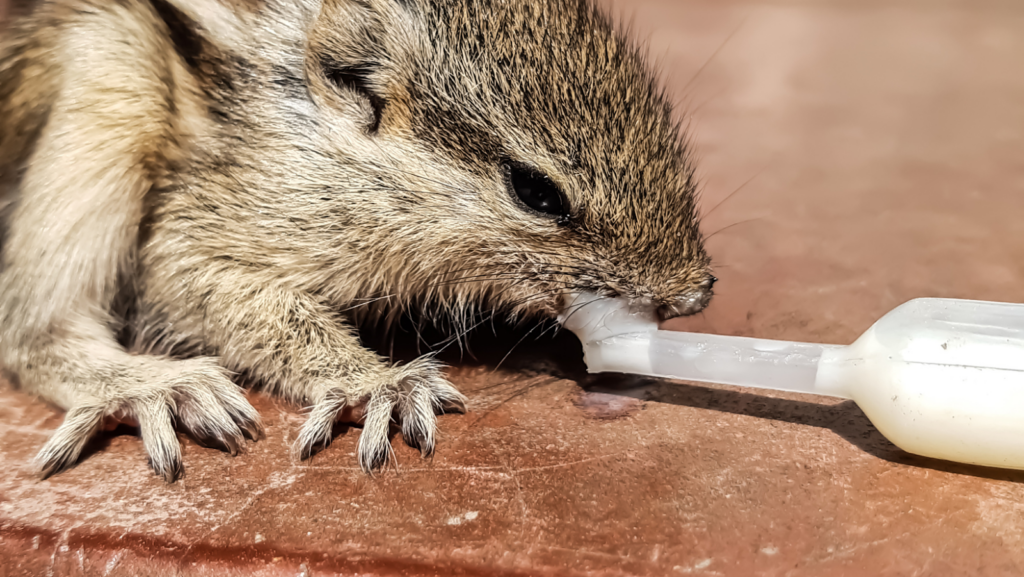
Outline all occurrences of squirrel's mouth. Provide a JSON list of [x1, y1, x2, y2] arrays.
[[554, 283, 714, 328], [558, 292, 658, 331], [656, 286, 715, 321]]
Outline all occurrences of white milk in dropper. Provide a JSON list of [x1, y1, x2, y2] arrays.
[[561, 293, 1024, 470]]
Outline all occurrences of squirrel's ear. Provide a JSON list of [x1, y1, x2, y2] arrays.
[[160, 0, 249, 49], [310, 0, 423, 53]]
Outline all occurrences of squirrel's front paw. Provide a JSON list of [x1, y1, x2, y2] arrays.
[[35, 357, 262, 482], [294, 356, 467, 472]]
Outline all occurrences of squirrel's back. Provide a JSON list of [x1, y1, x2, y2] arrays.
[[0, 6, 57, 223], [0, 0, 206, 334]]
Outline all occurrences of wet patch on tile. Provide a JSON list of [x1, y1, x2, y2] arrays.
[[573, 391, 645, 420]]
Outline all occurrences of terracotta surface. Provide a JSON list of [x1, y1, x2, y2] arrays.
[[3, 0, 1024, 575]]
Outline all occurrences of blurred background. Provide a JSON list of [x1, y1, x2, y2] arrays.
[[600, 0, 1024, 345]]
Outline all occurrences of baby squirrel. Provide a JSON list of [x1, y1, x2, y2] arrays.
[[0, 0, 715, 481]]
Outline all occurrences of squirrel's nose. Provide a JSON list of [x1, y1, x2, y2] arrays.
[[656, 276, 716, 321]]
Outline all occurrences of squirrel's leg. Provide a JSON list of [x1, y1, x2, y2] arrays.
[[0, 141, 262, 482], [138, 279, 466, 471], [0, 0, 261, 481], [6, 319, 262, 481]]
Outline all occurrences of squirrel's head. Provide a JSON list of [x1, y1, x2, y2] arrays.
[[188, 0, 714, 323]]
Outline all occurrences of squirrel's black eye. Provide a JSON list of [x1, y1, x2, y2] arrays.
[[507, 164, 568, 220]]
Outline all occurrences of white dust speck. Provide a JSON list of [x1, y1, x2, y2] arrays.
[[447, 511, 479, 525], [266, 472, 299, 490], [104, 551, 125, 575], [760, 546, 779, 556], [674, 559, 713, 573], [255, 534, 264, 544]]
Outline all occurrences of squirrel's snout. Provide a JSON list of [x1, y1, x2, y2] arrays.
[[656, 276, 716, 321]]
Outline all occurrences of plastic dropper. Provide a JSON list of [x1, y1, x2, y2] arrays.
[[560, 293, 1024, 470]]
